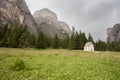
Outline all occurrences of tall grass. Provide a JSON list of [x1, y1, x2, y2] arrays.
[[0, 48, 120, 80], [10, 58, 26, 71]]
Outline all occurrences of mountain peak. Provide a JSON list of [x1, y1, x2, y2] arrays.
[[33, 8, 71, 39], [33, 8, 58, 21]]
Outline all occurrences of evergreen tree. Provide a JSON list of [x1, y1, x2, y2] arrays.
[[29, 34, 35, 47], [107, 42, 120, 51], [0, 24, 8, 40], [58, 39, 63, 48], [68, 34, 75, 50], [79, 32, 87, 49], [45, 37, 51, 48], [114, 42, 120, 51], [106, 42, 114, 51], [62, 35, 69, 49], [0, 27, 10, 47], [19, 30, 35, 48], [95, 40, 107, 51], [35, 32, 46, 49], [88, 33, 94, 43], [82, 33, 88, 44], [52, 34, 59, 49], [6, 24, 21, 47], [75, 31, 80, 49]]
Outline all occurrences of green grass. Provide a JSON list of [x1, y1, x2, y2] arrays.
[[0, 48, 120, 80]]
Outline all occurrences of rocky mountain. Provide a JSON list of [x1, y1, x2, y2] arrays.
[[107, 23, 120, 43], [33, 8, 71, 39], [0, 0, 37, 35]]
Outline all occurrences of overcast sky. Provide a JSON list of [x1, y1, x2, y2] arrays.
[[26, 0, 120, 41]]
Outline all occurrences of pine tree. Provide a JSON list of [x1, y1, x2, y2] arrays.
[[35, 32, 46, 49], [82, 33, 88, 44], [62, 35, 69, 49], [75, 31, 80, 49], [112, 41, 120, 51], [52, 34, 59, 49], [0, 26, 10, 47], [79, 32, 87, 49], [6, 24, 21, 48], [19, 30, 35, 48], [29, 34, 35, 47], [68, 34, 75, 50], [0, 24, 8, 40], [95, 40, 107, 51], [88, 33, 94, 43], [45, 37, 51, 48]]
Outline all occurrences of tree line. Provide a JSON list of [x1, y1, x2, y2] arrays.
[[0, 24, 120, 51]]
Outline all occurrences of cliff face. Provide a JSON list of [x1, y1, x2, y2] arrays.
[[33, 8, 71, 39], [107, 23, 120, 43], [0, 0, 37, 35]]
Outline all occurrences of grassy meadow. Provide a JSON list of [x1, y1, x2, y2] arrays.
[[0, 48, 120, 80]]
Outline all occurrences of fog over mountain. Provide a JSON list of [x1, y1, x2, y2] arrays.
[[26, 0, 120, 41]]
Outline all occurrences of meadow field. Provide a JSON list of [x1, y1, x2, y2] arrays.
[[0, 48, 120, 80]]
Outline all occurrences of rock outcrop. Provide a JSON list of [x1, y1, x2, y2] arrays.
[[33, 8, 71, 39], [59, 21, 71, 35], [0, 0, 37, 35], [107, 23, 120, 43]]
